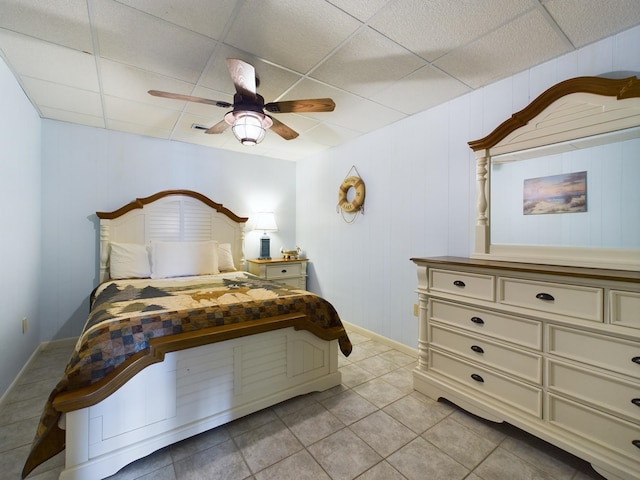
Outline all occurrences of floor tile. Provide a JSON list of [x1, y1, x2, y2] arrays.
[[169, 425, 230, 463], [422, 416, 497, 469], [354, 355, 399, 376], [106, 447, 174, 480], [383, 394, 451, 434], [281, 401, 344, 446], [353, 377, 406, 408], [321, 390, 378, 425], [379, 367, 415, 394], [308, 428, 382, 480], [474, 447, 556, 480], [339, 363, 377, 388], [254, 449, 331, 480], [387, 436, 468, 480], [350, 410, 416, 457], [355, 461, 407, 480], [173, 438, 250, 480], [234, 418, 303, 473]]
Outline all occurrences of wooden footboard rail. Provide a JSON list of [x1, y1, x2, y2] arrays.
[[53, 312, 348, 412]]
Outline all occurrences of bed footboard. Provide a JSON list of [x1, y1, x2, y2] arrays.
[[60, 327, 340, 480]]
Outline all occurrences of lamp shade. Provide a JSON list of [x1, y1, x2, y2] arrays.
[[254, 212, 278, 232], [225, 111, 273, 146]]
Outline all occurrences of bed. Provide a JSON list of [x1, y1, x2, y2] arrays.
[[23, 190, 352, 480]]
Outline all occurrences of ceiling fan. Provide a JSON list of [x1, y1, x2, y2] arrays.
[[149, 58, 336, 145]]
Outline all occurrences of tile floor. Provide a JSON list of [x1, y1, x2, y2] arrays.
[[2, 329, 606, 480]]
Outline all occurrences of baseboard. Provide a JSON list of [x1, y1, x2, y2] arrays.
[[342, 321, 417, 358]]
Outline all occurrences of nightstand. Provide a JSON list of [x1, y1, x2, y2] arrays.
[[246, 258, 309, 289]]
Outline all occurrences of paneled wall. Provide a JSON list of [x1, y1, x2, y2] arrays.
[[0, 57, 42, 397], [296, 25, 640, 348]]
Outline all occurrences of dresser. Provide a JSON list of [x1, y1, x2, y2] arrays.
[[411, 256, 640, 480], [247, 258, 308, 289]]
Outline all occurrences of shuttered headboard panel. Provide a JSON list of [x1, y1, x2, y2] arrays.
[[96, 190, 248, 282]]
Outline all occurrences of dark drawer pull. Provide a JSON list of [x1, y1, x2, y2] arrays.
[[470, 316, 484, 325], [453, 280, 466, 287], [633, 440, 640, 449], [631, 398, 640, 407], [536, 292, 555, 301], [470, 373, 484, 383], [281, 269, 287, 273], [470, 345, 484, 354], [632, 356, 640, 365]]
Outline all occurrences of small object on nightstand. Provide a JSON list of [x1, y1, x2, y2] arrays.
[[247, 258, 309, 290], [280, 246, 301, 260]]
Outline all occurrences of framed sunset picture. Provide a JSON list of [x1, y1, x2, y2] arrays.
[[523, 171, 587, 215]]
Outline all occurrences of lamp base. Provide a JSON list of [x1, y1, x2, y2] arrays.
[[259, 235, 271, 260]]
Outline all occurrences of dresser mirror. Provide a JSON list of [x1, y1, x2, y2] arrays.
[[468, 76, 640, 271]]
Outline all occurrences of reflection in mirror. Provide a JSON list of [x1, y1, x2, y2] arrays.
[[490, 128, 640, 249]]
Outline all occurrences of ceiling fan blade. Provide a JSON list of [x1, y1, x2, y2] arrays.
[[148, 90, 232, 108], [268, 116, 299, 140], [264, 98, 335, 113], [226, 58, 257, 99], [205, 120, 229, 134]]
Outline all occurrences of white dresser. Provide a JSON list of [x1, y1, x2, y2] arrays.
[[247, 258, 308, 289], [412, 256, 640, 480]]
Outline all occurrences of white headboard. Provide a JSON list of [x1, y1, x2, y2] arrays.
[[96, 190, 248, 282]]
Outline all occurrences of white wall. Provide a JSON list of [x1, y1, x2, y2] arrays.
[[296, 25, 640, 349], [0, 56, 42, 397], [39, 122, 298, 340]]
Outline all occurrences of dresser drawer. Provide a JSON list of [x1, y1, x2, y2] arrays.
[[430, 300, 542, 350], [429, 349, 542, 417], [499, 277, 603, 322], [548, 394, 640, 462], [610, 290, 640, 330], [548, 325, 640, 379], [265, 263, 302, 279], [429, 269, 494, 301], [548, 359, 640, 423], [430, 324, 542, 384]]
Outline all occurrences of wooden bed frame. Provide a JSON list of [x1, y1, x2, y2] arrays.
[[55, 190, 343, 480]]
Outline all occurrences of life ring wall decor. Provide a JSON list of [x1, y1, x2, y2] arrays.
[[337, 166, 365, 222]]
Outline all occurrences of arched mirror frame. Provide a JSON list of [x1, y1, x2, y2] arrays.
[[468, 76, 640, 271]]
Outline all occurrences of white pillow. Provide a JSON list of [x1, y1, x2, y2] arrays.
[[217, 243, 236, 272], [150, 240, 219, 279], [109, 242, 151, 279]]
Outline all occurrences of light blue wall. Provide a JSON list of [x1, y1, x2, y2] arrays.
[[296, 25, 640, 348], [0, 56, 42, 396], [39, 122, 298, 340]]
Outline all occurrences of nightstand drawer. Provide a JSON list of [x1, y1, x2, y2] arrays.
[[430, 299, 542, 350], [429, 349, 542, 417], [430, 324, 542, 384], [499, 277, 603, 322], [266, 263, 302, 279], [548, 325, 640, 379], [548, 359, 640, 422], [429, 269, 494, 301]]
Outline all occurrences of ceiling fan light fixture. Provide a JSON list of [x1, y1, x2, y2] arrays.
[[225, 110, 273, 145]]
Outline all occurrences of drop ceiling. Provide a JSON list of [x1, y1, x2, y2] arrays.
[[1, 0, 639, 161]]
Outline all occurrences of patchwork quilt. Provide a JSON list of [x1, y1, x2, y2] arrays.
[[23, 272, 352, 478]]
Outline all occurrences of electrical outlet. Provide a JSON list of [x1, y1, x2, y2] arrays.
[[413, 304, 419, 317], [22, 317, 28, 334]]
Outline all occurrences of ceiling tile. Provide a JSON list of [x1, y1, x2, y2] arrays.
[[104, 96, 182, 130], [224, 0, 362, 73], [303, 121, 363, 147], [114, 0, 238, 40], [434, 9, 571, 88], [369, 0, 534, 61], [91, 1, 217, 83], [326, 0, 392, 22], [21, 76, 102, 116], [310, 26, 426, 98], [0, 0, 92, 52], [281, 78, 363, 123], [108, 119, 173, 140], [327, 98, 407, 133], [39, 107, 104, 128], [371, 65, 471, 115], [0, 29, 99, 90], [544, 0, 640, 47]]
